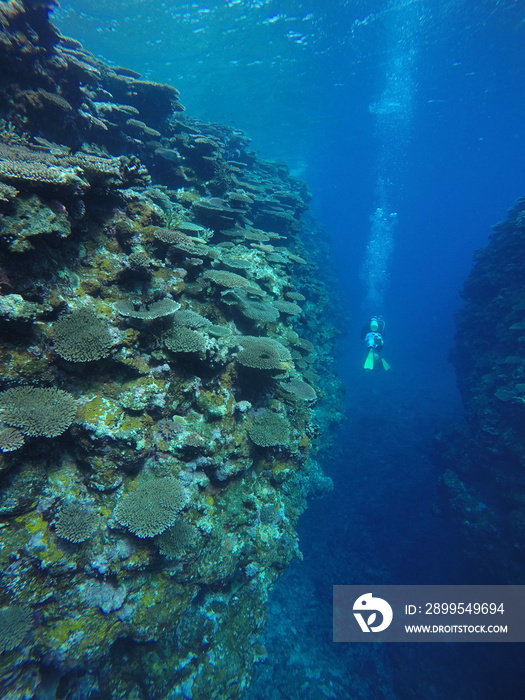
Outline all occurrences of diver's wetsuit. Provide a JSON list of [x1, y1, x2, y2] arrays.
[[362, 317, 389, 371], [361, 318, 385, 351]]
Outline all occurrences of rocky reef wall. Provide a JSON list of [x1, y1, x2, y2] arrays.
[[0, 1, 343, 697], [435, 197, 525, 583]]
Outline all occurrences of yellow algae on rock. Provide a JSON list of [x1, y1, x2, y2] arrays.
[[78, 396, 123, 436]]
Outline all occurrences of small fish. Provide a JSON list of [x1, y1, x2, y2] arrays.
[[0, 268, 13, 290], [50, 200, 68, 214]]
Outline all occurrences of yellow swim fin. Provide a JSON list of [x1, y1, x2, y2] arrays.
[[364, 348, 375, 370], [381, 358, 391, 371]]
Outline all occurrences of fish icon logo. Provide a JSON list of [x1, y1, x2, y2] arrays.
[[353, 593, 393, 632]]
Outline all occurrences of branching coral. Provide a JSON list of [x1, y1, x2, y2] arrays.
[[156, 520, 200, 559], [207, 324, 232, 337], [286, 291, 306, 302], [0, 181, 18, 202], [0, 158, 88, 189], [0, 605, 33, 653], [126, 251, 152, 270], [280, 378, 317, 401], [0, 424, 25, 452], [52, 308, 113, 362], [151, 227, 211, 257], [203, 269, 257, 290], [223, 289, 279, 323], [113, 477, 188, 538], [116, 298, 180, 320], [54, 502, 99, 543], [248, 411, 291, 447], [0, 386, 76, 438], [165, 327, 208, 353], [232, 336, 292, 370], [0, 142, 143, 192], [171, 308, 211, 329], [274, 299, 302, 316]]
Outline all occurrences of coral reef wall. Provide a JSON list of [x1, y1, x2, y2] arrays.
[[435, 197, 525, 583], [0, 1, 343, 697]]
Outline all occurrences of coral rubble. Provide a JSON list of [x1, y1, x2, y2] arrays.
[[0, 1, 343, 697]]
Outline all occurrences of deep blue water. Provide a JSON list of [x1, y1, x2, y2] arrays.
[[55, 1, 525, 697]]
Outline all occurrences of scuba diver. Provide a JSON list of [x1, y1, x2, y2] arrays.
[[361, 316, 390, 371]]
